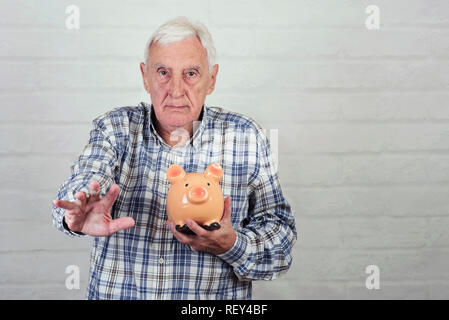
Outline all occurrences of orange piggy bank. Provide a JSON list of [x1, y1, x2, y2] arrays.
[[166, 163, 224, 234]]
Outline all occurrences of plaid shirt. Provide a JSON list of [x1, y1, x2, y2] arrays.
[[52, 102, 297, 300]]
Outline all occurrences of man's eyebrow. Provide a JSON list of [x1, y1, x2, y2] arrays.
[[153, 63, 201, 71], [185, 65, 201, 71], [154, 63, 168, 70]]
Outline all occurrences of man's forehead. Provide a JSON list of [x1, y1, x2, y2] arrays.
[[148, 37, 208, 68]]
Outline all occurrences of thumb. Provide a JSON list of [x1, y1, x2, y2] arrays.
[[108, 217, 135, 235], [220, 196, 232, 223]]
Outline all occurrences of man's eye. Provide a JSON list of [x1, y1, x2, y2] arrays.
[[186, 71, 196, 77], [159, 70, 168, 76]]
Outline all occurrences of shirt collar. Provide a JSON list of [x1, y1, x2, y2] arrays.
[[141, 102, 208, 150]]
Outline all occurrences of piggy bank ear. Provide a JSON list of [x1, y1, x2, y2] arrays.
[[204, 163, 223, 182], [167, 164, 186, 184]]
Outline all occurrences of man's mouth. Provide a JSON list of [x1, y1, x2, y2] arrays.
[[166, 105, 188, 109]]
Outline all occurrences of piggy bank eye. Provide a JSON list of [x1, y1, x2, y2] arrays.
[[207, 183, 210, 186], [185, 183, 189, 187]]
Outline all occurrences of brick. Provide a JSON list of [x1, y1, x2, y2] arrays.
[[340, 218, 427, 249], [377, 0, 449, 27], [382, 249, 449, 282], [122, 0, 210, 28], [0, 125, 34, 153], [340, 29, 430, 58], [341, 155, 427, 185], [1, 190, 58, 222], [429, 282, 449, 299], [341, 93, 430, 121], [301, 63, 388, 89], [346, 282, 429, 299], [0, 284, 87, 300], [428, 94, 449, 119], [280, 155, 342, 187], [294, 217, 342, 248], [293, 248, 361, 282], [36, 62, 137, 90], [248, 29, 341, 59], [292, 123, 386, 153], [286, 187, 386, 217], [430, 31, 449, 58], [428, 218, 449, 247], [387, 61, 449, 90], [1, 155, 78, 192], [427, 156, 449, 182], [0, 222, 92, 252], [248, 94, 341, 123], [385, 124, 449, 151], [0, 63, 38, 90], [0, 123, 90, 154], [382, 186, 449, 217], [272, 123, 388, 155], [0, 30, 146, 60], [0, 251, 90, 285], [217, 59, 301, 92], [210, 0, 365, 28], [0, 92, 146, 123], [253, 279, 346, 300]]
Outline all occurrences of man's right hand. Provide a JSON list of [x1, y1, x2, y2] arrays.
[[53, 180, 135, 237]]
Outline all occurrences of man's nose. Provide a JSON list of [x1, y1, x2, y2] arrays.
[[168, 75, 186, 98]]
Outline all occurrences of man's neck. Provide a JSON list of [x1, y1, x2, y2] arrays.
[[155, 121, 194, 147], [151, 105, 204, 148]]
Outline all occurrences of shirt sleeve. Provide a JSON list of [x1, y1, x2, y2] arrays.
[[217, 127, 297, 281], [51, 115, 122, 237]]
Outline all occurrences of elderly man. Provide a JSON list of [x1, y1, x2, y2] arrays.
[[52, 16, 297, 300]]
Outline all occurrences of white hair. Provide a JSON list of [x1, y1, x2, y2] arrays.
[[144, 16, 216, 73]]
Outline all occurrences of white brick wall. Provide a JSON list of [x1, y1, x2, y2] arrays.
[[1, 0, 448, 299]]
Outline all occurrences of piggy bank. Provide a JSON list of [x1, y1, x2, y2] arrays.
[[166, 163, 224, 234]]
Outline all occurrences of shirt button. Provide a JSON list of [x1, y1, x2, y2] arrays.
[[158, 257, 164, 264]]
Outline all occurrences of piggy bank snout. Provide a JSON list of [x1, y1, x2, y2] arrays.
[[188, 185, 209, 203]]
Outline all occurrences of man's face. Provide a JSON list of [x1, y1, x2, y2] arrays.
[[140, 36, 219, 129]]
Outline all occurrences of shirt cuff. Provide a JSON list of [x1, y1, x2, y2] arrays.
[[216, 231, 249, 268], [62, 215, 86, 237]]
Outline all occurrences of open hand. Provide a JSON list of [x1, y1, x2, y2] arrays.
[[53, 180, 135, 237]]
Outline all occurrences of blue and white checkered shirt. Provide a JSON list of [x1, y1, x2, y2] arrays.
[[52, 102, 297, 300]]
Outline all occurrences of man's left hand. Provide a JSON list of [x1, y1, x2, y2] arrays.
[[168, 196, 236, 255]]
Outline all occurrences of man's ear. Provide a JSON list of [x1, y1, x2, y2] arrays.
[[206, 64, 219, 95], [140, 62, 151, 94]]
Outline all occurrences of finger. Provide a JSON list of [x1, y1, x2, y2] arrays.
[[102, 184, 120, 210], [168, 221, 194, 244], [53, 199, 79, 211], [185, 219, 208, 237], [74, 191, 87, 212], [65, 208, 84, 217], [108, 217, 135, 235], [88, 180, 101, 203], [220, 196, 232, 223]]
